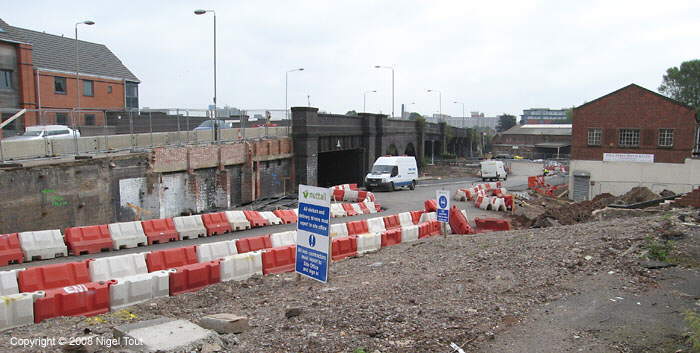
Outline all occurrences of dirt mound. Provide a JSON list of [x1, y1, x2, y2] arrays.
[[618, 187, 660, 204], [659, 189, 676, 198], [528, 193, 618, 228]]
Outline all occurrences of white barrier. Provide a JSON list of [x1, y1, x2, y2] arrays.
[[366, 217, 386, 234], [220, 252, 263, 281], [259, 211, 283, 225], [270, 231, 296, 248], [397, 212, 415, 227], [17, 230, 67, 261], [351, 203, 364, 215], [0, 269, 22, 296], [89, 253, 148, 282], [108, 222, 147, 250], [196, 240, 238, 263], [419, 212, 437, 223], [293, 208, 299, 216], [475, 196, 489, 210], [109, 270, 170, 311], [0, 292, 37, 331], [454, 189, 467, 201], [224, 211, 251, 231], [344, 190, 359, 202], [330, 223, 349, 238], [356, 233, 381, 254], [401, 225, 420, 243], [173, 215, 207, 240], [330, 203, 347, 218], [364, 201, 378, 214], [489, 197, 507, 212]]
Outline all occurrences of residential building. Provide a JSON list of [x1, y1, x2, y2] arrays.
[[0, 18, 139, 135], [521, 108, 568, 124], [569, 84, 700, 201], [491, 124, 571, 158], [445, 111, 498, 130]]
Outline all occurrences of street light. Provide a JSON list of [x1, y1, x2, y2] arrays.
[[285, 68, 304, 132], [427, 90, 442, 121], [453, 101, 465, 128], [74, 20, 94, 154], [194, 9, 217, 107], [363, 90, 377, 112], [374, 65, 394, 118]]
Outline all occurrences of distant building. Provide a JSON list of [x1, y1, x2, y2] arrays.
[[569, 84, 700, 201], [445, 111, 498, 130], [521, 108, 568, 125], [491, 124, 571, 158], [0, 18, 139, 133]]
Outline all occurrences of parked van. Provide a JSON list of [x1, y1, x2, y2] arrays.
[[5, 125, 79, 141], [364, 156, 418, 191], [480, 160, 507, 181]]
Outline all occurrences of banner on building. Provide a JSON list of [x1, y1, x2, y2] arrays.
[[603, 153, 654, 163]]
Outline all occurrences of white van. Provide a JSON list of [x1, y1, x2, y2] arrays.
[[480, 160, 508, 181], [365, 156, 418, 191]]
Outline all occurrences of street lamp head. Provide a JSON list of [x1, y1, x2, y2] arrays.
[[194, 9, 207, 15], [298, 68, 304, 71], [374, 65, 381, 68], [83, 20, 95, 25], [427, 89, 433, 92]]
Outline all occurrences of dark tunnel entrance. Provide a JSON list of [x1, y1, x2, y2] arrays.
[[317, 149, 365, 187]]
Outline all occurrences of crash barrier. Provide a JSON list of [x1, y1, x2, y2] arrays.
[[418, 220, 442, 238], [0, 292, 37, 330], [380, 228, 402, 247], [88, 253, 148, 282], [332, 189, 376, 203], [342, 203, 359, 217], [449, 206, 474, 234], [18, 261, 90, 293], [33, 281, 113, 323], [236, 235, 272, 253], [477, 181, 502, 190], [527, 176, 545, 188], [168, 261, 221, 296], [18, 230, 68, 261], [108, 222, 148, 250], [219, 251, 263, 281], [331, 183, 359, 191], [141, 218, 179, 245], [475, 195, 489, 210], [63, 225, 112, 256], [0, 268, 22, 296], [261, 245, 296, 275], [356, 233, 381, 254], [424, 199, 438, 212], [0, 233, 24, 266], [365, 201, 380, 213], [201, 212, 233, 236], [173, 215, 207, 240], [346, 220, 370, 236], [398, 212, 416, 227], [420, 212, 437, 223], [260, 211, 283, 226], [330, 223, 349, 238], [270, 231, 297, 248], [243, 210, 269, 228], [528, 175, 560, 196], [146, 246, 198, 272], [489, 197, 508, 212], [273, 209, 298, 224], [224, 211, 252, 231], [366, 217, 387, 234], [330, 203, 347, 218], [474, 217, 512, 232], [109, 270, 170, 311], [331, 236, 357, 261], [356, 202, 370, 214], [383, 214, 401, 230], [400, 225, 420, 242], [410, 210, 425, 224], [196, 240, 238, 263]]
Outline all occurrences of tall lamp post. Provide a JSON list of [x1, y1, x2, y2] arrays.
[[363, 90, 376, 112], [453, 101, 465, 128], [194, 9, 217, 107], [427, 89, 442, 122], [75, 20, 94, 125], [374, 65, 394, 118], [285, 68, 304, 133]]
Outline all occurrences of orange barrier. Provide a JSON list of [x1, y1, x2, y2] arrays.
[[424, 199, 438, 212], [273, 209, 298, 224], [33, 281, 113, 323], [410, 210, 425, 225], [474, 217, 512, 232], [332, 189, 345, 201], [169, 260, 221, 296], [141, 218, 179, 245], [383, 215, 401, 230], [503, 195, 515, 211], [63, 225, 112, 256], [0, 233, 24, 266], [243, 210, 269, 228], [331, 236, 357, 261], [357, 202, 371, 214], [201, 212, 233, 235], [418, 220, 441, 238], [236, 235, 273, 253], [341, 203, 358, 217], [448, 206, 474, 234], [357, 191, 374, 202], [346, 220, 369, 236], [146, 246, 198, 272], [373, 202, 382, 212], [18, 261, 91, 292], [262, 245, 296, 274], [380, 229, 402, 247]]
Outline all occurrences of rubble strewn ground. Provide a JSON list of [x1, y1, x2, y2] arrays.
[[2, 209, 698, 352]]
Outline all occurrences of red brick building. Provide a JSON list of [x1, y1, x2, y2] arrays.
[[0, 18, 139, 133], [569, 84, 700, 201]]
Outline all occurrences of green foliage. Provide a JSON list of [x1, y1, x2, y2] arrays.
[[496, 114, 517, 132], [346, 110, 358, 116], [564, 107, 574, 123], [685, 310, 700, 352], [659, 59, 700, 109], [408, 112, 423, 121], [440, 153, 456, 159], [644, 236, 674, 261]]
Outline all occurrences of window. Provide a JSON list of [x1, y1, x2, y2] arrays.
[[657, 129, 673, 147], [587, 128, 602, 146], [47, 129, 70, 136], [54, 77, 66, 94], [618, 129, 640, 147], [85, 114, 95, 126], [125, 81, 139, 109], [56, 113, 67, 125], [0, 70, 12, 89], [107, 85, 113, 94], [83, 80, 94, 97]]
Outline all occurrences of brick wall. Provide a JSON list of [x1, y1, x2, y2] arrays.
[[572, 84, 697, 163]]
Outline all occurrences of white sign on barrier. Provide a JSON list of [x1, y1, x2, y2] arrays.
[[295, 185, 331, 283], [436, 190, 450, 223]]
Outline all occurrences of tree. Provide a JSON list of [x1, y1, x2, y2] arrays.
[[407, 112, 422, 121], [496, 114, 517, 132], [659, 59, 700, 109], [346, 110, 358, 116], [563, 107, 574, 124]]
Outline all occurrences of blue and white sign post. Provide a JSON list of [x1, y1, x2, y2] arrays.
[[436, 190, 450, 238], [295, 185, 331, 283]]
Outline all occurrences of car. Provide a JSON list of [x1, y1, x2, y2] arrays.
[[494, 154, 512, 160], [193, 120, 236, 131], [4, 125, 80, 141]]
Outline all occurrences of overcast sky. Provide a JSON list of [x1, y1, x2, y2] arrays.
[[4, 1, 699, 118]]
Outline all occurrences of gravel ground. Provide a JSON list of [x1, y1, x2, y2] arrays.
[[2, 211, 698, 352]]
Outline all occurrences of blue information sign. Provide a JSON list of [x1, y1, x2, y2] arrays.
[[295, 185, 331, 283], [436, 190, 450, 223]]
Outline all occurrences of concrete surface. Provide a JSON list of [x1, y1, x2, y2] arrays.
[[113, 317, 216, 352]]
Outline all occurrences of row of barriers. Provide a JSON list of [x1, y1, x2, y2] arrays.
[[453, 181, 515, 212]]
